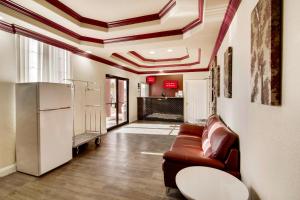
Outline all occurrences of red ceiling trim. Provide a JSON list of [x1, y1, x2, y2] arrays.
[[112, 49, 201, 68], [0, 0, 104, 44], [137, 68, 209, 75], [107, 14, 159, 29], [13, 25, 80, 53], [0, 0, 84, 40], [158, 0, 176, 18], [45, 0, 176, 29], [103, 29, 182, 44], [0, 0, 203, 44], [0, 20, 207, 74], [104, 0, 203, 44], [0, 21, 135, 73], [182, 0, 204, 33], [208, 0, 241, 68], [129, 50, 190, 62], [0, 20, 14, 33], [45, 0, 89, 23]]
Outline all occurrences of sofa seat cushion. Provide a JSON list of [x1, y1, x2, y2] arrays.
[[163, 134, 225, 169], [163, 148, 225, 169]]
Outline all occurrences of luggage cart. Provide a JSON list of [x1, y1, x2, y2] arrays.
[[68, 79, 102, 155]]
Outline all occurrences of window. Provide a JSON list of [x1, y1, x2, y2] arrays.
[[18, 36, 71, 83]]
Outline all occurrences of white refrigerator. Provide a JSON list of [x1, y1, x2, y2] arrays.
[[16, 82, 73, 176]]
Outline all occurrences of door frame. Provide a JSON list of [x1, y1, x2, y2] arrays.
[[106, 74, 129, 131]]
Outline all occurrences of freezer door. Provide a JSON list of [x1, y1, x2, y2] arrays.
[[39, 108, 73, 175], [38, 83, 72, 111]]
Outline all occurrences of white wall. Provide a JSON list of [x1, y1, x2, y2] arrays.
[[216, 1, 300, 199], [0, 31, 17, 170], [71, 54, 145, 133]]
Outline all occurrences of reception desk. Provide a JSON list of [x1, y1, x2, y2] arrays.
[[137, 97, 184, 122]]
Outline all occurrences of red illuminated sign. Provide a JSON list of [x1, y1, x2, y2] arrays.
[[146, 76, 156, 84], [163, 80, 178, 89]]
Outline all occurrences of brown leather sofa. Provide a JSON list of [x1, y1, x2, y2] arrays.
[[162, 115, 240, 188]]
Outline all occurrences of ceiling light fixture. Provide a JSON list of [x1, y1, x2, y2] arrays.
[[149, 51, 155, 54], [167, 49, 173, 52]]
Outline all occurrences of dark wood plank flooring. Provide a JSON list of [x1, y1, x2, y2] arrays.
[[0, 127, 184, 200]]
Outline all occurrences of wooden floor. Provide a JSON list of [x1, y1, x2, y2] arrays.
[[0, 126, 185, 200]]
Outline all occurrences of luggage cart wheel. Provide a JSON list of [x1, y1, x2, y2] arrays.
[[95, 137, 101, 146], [76, 147, 80, 155]]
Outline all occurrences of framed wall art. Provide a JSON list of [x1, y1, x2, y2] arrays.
[[224, 47, 232, 98], [216, 65, 220, 97], [250, 0, 282, 106]]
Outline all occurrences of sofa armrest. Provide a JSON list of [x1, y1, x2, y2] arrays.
[[179, 123, 205, 137], [163, 150, 225, 169]]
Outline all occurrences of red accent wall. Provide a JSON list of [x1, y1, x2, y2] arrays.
[[149, 75, 183, 97]]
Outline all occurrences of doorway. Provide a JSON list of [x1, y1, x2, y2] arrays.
[[105, 75, 129, 131], [185, 80, 208, 123]]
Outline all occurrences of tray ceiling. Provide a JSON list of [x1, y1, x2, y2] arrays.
[[112, 48, 200, 69], [0, 0, 233, 74], [131, 47, 189, 61], [58, 0, 171, 22]]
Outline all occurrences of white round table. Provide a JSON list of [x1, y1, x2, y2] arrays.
[[176, 167, 249, 200]]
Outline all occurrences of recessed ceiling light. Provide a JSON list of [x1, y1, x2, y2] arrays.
[[149, 51, 155, 54], [167, 49, 173, 52], [85, 50, 92, 54]]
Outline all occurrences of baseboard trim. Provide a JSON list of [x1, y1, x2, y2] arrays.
[[0, 164, 16, 177]]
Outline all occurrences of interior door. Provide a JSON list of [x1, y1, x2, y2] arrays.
[[105, 75, 129, 130], [140, 83, 149, 97], [118, 79, 128, 124], [105, 78, 117, 129], [185, 80, 208, 123]]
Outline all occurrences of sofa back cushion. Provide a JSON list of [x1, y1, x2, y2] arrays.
[[201, 129, 212, 157], [206, 115, 220, 128], [202, 115, 237, 161], [210, 126, 237, 161]]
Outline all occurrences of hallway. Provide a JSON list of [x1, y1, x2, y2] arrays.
[[0, 129, 184, 200]]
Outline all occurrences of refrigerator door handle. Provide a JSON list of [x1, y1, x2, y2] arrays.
[[39, 107, 71, 112]]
